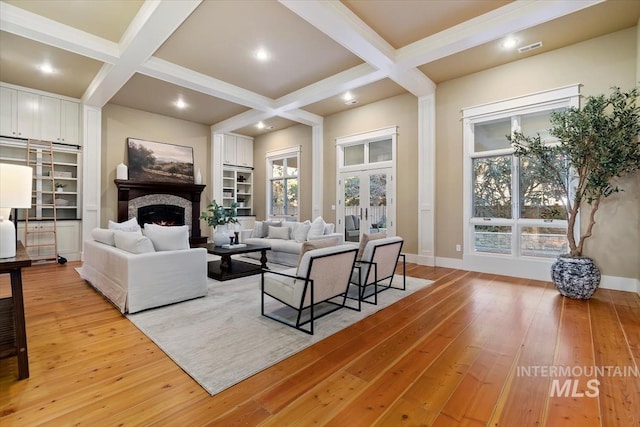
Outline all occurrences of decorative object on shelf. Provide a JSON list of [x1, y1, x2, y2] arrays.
[[55, 183, 65, 193], [200, 200, 239, 246], [509, 87, 640, 299], [195, 168, 202, 184], [0, 163, 33, 258], [116, 162, 128, 180]]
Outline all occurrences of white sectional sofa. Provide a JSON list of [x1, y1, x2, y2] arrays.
[[240, 217, 344, 267], [79, 222, 208, 314]]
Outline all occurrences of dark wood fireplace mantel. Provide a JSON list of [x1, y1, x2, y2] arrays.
[[114, 180, 207, 245]]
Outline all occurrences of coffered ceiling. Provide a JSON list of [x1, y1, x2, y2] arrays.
[[0, 0, 638, 137]]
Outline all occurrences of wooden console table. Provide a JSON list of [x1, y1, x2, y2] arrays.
[[0, 241, 32, 379]]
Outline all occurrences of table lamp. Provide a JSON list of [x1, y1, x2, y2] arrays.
[[0, 163, 33, 258]]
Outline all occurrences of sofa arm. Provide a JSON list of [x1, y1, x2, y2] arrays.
[[308, 232, 344, 245]]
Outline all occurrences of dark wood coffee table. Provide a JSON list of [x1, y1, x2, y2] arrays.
[[206, 243, 271, 281]]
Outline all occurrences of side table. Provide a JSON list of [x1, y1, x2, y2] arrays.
[[0, 241, 32, 379]]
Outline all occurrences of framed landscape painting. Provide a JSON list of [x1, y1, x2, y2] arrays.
[[127, 137, 194, 183]]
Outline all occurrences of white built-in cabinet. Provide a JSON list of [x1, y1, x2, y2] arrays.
[[0, 83, 83, 261], [220, 133, 254, 222], [39, 96, 80, 145], [0, 84, 81, 146], [0, 87, 39, 139], [222, 134, 253, 168]]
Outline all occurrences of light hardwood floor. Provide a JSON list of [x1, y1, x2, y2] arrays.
[[1, 261, 639, 426]]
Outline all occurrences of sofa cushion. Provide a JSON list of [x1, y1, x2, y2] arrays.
[[357, 232, 387, 261], [109, 217, 141, 232], [252, 220, 282, 238], [297, 237, 339, 274], [143, 223, 190, 251], [92, 228, 116, 246], [267, 225, 289, 240], [293, 220, 311, 242], [114, 231, 156, 254], [307, 216, 326, 239]]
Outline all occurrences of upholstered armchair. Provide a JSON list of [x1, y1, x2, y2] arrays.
[[350, 236, 405, 307], [260, 245, 359, 334], [344, 214, 360, 242]]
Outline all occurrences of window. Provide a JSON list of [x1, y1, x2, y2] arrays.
[[267, 147, 300, 220], [463, 85, 580, 265]]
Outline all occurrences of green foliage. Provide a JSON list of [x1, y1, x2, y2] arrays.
[[200, 200, 238, 227], [128, 142, 156, 172], [508, 87, 640, 256]]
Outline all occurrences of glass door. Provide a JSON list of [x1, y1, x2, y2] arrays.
[[340, 169, 391, 243]]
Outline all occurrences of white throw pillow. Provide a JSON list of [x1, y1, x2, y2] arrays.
[[252, 221, 264, 238], [267, 225, 290, 240], [109, 217, 141, 232], [293, 220, 311, 243], [91, 228, 116, 246], [114, 231, 155, 254], [323, 223, 335, 235], [307, 216, 326, 239], [143, 223, 190, 251], [262, 221, 281, 237]]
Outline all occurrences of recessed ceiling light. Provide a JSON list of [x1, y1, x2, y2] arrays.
[[39, 63, 54, 74], [174, 99, 187, 109], [344, 99, 358, 106], [265, 125, 274, 130], [256, 121, 265, 129], [255, 49, 269, 61], [342, 91, 354, 102], [501, 37, 518, 50]]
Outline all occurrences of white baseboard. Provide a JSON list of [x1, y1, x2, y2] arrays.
[[429, 256, 639, 295], [435, 256, 464, 270], [600, 275, 640, 294]]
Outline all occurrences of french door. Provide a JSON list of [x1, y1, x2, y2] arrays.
[[339, 168, 393, 243]]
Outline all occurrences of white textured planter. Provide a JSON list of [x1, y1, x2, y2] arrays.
[[212, 225, 230, 247], [551, 255, 600, 299]]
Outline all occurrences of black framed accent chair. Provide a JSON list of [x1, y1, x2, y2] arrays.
[[349, 235, 405, 307], [260, 245, 359, 335]]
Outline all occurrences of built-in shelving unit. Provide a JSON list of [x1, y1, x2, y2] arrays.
[[222, 167, 253, 216], [0, 138, 82, 261]]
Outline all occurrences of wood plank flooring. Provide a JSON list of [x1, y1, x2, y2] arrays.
[[0, 261, 638, 426]]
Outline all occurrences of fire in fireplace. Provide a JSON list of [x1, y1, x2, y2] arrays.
[[138, 204, 186, 227]]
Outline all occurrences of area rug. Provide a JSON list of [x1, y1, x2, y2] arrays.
[[126, 271, 433, 396]]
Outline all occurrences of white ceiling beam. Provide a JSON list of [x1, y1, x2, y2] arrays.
[[0, 2, 119, 63], [279, 0, 434, 98], [140, 57, 275, 112], [274, 63, 386, 112], [396, 0, 606, 69], [278, 109, 323, 127], [82, 0, 202, 107], [279, 0, 396, 74], [210, 109, 275, 134]]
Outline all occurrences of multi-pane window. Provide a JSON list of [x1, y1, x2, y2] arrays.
[[464, 86, 580, 260], [268, 152, 299, 220]]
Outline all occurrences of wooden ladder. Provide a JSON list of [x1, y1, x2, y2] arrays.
[[24, 139, 58, 263]]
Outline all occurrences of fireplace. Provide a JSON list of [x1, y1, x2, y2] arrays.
[[138, 204, 186, 227], [115, 180, 207, 245]]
